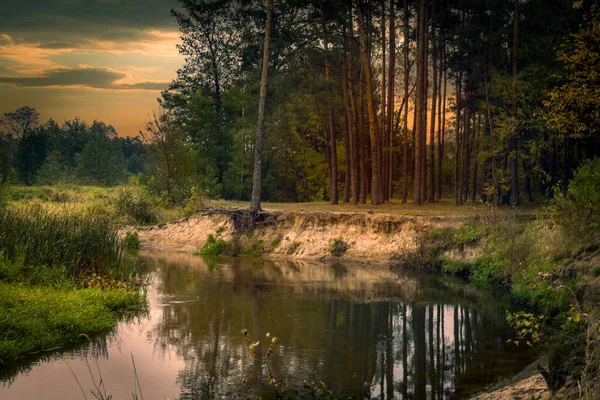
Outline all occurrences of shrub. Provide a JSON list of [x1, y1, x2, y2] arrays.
[[198, 233, 228, 256], [244, 234, 263, 257], [114, 190, 157, 224], [551, 158, 600, 243], [124, 231, 140, 249], [329, 238, 349, 257]]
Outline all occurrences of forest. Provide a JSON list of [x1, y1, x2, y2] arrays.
[[1, 0, 600, 398], [1, 0, 599, 209]]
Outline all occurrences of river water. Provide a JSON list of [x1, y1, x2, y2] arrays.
[[0, 250, 532, 399]]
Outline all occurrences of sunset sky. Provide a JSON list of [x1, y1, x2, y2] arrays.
[[0, 0, 184, 137]]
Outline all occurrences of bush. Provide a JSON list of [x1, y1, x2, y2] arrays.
[[551, 158, 600, 243], [198, 233, 228, 256], [329, 238, 349, 257], [114, 190, 157, 224], [124, 231, 140, 249]]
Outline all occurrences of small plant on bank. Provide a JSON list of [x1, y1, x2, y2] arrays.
[[125, 231, 140, 249], [329, 238, 349, 257], [198, 232, 228, 256], [243, 233, 264, 257]]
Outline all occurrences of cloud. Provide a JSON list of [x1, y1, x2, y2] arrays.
[[0, 34, 13, 47], [38, 42, 81, 50], [0, 0, 180, 45], [0, 66, 168, 90]]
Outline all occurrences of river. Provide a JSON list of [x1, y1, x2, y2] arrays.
[[0, 249, 532, 399]]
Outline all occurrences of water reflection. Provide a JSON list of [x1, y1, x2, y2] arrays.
[[0, 250, 531, 399], [139, 251, 530, 399]]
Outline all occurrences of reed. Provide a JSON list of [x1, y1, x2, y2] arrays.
[[0, 205, 137, 282]]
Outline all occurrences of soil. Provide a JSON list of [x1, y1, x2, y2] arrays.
[[126, 208, 471, 261]]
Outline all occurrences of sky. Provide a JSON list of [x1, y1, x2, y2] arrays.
[[0, 0, 184, 137]]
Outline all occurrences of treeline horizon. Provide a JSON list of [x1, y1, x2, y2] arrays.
[[2, 0, 599, 207], [0, 106, 150, 187]]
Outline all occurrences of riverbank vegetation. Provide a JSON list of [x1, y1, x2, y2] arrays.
[[391, 159, 600, 394], [0, 206, 146, 367]]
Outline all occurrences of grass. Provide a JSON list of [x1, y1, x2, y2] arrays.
[[0, 205, 136, 281], [0, 280, 143, 367], [208, 197, 538, 217], [4, 184, 197, 225], [0, 204, 146, 368]]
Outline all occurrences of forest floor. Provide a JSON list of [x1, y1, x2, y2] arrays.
[[208, 197, 539, 217]]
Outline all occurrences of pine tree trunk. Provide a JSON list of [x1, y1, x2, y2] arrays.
[[387, 0, 396, 200], [322, 2, 338, 204], [342, 25, 354, 204], [510, 0, 519, 206], [454, 73, 462, 205], [402, 0, 410, 204], [428, 13, 437, 203], [357, 0, 382, 205], [381, 0, 387, 201], [348, 15, 361, 206], [436, 39, 445, 201], [250, 0, 273, 212], [342, 81, 352, 203], [413, 0, 427, 205]]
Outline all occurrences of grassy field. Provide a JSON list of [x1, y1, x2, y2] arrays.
[[3, 184, 538, 226]]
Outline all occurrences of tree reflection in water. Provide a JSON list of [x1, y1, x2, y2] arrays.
[[137, 250, 532, 399]]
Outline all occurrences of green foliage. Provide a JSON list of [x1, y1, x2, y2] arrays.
[[198, 232, 228, 256], [124, 231, 140, 249], [545, 5, 600, 139], [506, 311, 545, 347], [35, 151, 71, 186], [75, 133, 126, 186], [329, 238, 349, 257], [0, 206, 137, 282], [551, 158, 600, 244], [469, 258, 502, 285], [441, 259, 471, 276], [114, 190, 157, 225]]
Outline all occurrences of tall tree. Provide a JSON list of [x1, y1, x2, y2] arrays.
[[510, 0, 519, 205], [356, 0, 382, 205], [321, 0, 338, 204], [250, 0, 274, 212], [386, 0, 396, 200], [428, 5, 438, 203], [402, 0, 410, 204], [413, 0, 427, 205]]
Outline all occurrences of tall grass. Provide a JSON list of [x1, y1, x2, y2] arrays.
[[0, 206, 137, 281]]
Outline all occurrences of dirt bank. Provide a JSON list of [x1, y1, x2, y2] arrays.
[[128, 208, 474, 261]]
